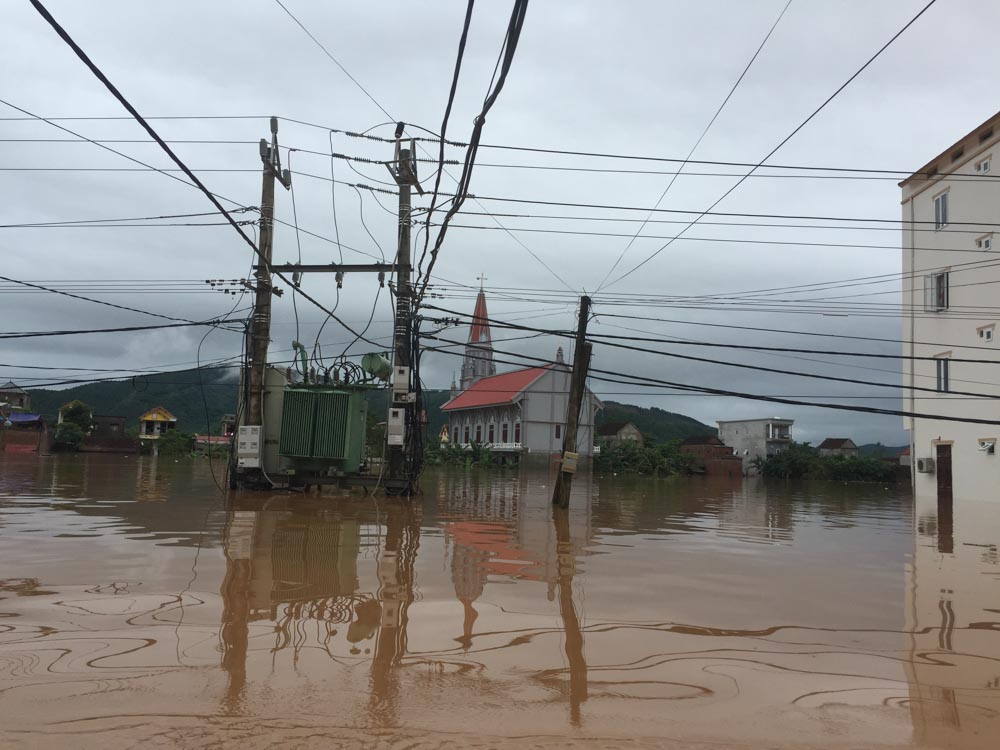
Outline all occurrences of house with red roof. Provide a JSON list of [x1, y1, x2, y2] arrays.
[[442, 286, 601, 459]]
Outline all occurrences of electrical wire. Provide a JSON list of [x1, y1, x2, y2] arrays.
[[27, 0, 383, 348], [416, 0, 476, 286], [422, 339, 1000, 427], [597, 0, 794, 289], [602, 0, 940, 289]]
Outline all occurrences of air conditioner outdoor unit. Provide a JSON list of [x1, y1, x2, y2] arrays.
[[916, 457, 936, 474]]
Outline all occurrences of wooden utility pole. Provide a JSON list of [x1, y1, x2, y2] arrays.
[[386, 135, 422, 493], [245, 117, 290, 429], [552, 296, 592, 509]]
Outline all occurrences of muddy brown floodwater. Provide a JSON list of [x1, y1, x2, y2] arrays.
[[1, 453, 998, 749]]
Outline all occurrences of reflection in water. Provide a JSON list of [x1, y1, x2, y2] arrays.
[[906, 485, 1000, 749], [5, 452, 1000, 748], [553, 506, 588, 725]]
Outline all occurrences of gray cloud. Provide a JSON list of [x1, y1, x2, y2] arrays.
[[5, 0, 997, 446]]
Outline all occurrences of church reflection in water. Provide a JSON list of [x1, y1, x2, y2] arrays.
[[218, 470, 593, 725], [905, 485, 1000, 749]]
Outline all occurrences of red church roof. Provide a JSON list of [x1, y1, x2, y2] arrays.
[[469, 290, 491, 344], [442, 366, 549, 411]]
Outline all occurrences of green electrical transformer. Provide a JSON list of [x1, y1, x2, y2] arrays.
[[278, 385, 370, 476]]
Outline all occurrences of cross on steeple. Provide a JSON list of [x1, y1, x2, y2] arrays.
[[477, 273, 487, 290]]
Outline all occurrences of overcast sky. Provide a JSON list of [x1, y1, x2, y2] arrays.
[[3, 0, 998, 445]]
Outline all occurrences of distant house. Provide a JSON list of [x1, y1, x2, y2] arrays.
[[817, 438, 859, 458], [680, 434, 729, 460], [92, 415, 127, 439], [899, 446, 912, 467], [221, 414, 237, 437], [717, 418, 794, 474], [4, 412, 44, 429], [0, 381, 31, 413], [680, 435, 742, 477], [138, 406, 178, 439], [596, 421, 643, 446]]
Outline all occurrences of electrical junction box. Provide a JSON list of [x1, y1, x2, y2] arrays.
[[392, 366, 409, 393], [387, 407, 406, 446], [237, 426, 262, 468], [561, 450, 579, 474]]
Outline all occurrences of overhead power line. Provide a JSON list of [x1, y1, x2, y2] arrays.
[[29, 0, 382, 348], [422, 340, 1000, 427], [601, 0, 940, 289], [0, 319, 243, 340], [598, 0, 794, 289]]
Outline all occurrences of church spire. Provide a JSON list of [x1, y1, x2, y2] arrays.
[[459, 279, 497, 391]]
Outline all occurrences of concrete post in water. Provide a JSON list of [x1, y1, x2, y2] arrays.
[[553, 296, 592, 509]]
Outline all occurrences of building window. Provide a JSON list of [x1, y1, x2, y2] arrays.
[[555, 424, 562, 440], [934, 191, 949, 229], [936, 357, 951, 393], [976, 233, 993, 250], [488, 424, 495, 444], [514, 422, 521, 444], [925, 272, 949, 311], [502, 423, 509, 443], [453, 427, 459, 443], [978, 324, 995, 342], [464, 426, 470, 443], [475, 424, 482, 443], [976, 156, 992, 173]]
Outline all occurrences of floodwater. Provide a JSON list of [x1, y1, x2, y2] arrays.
[[0, 454, 997, 749]]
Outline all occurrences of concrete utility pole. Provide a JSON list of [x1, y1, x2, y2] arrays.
[[386, 134, 423, 493], [245, 118, 291, 430], [552, 295, 592, 509]]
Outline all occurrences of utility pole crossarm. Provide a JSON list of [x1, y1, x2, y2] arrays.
[[271, 263, 396, 274]]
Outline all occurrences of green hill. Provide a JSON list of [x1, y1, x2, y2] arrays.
[[27, 367, 238, 434], [859, 443, 907, 458], [26, 373, 713, 443], [596, 401, 715, 442]]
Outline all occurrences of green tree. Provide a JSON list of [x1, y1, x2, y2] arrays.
[[53, 422, 86, 449], [156, 430, 195, 456], [60, 400, 94, 433]]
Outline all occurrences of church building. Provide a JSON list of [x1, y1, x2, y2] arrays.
[[441, 286, 601, 459]]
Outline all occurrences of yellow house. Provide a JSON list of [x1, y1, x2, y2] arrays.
[[138, 406, 177, 439]]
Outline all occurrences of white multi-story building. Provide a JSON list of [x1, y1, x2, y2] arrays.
[[716, 417, 793, 474], [901, 112, 1000, 504]]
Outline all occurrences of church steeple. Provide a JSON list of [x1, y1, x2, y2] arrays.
[[459, 279, 497, 391]]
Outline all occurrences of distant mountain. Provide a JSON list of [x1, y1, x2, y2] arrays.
[[27, 367, 237, 434], [596, 401, 715, 443], [26, 373, 713, 444], [858, 443, 908, 458]]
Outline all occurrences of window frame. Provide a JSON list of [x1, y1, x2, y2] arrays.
[[976, 233, 993, 251], [501, 422, 509, 443], [933, 190, 949, 230], [925, 272, 950, 311], [935, 354, 951, 393], [514, 421, 521, 444]]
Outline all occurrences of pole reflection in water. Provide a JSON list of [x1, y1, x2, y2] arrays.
[[14, 451, 1000, 748], [369, 501, 421, 724], [553, 505, 588, 725]]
